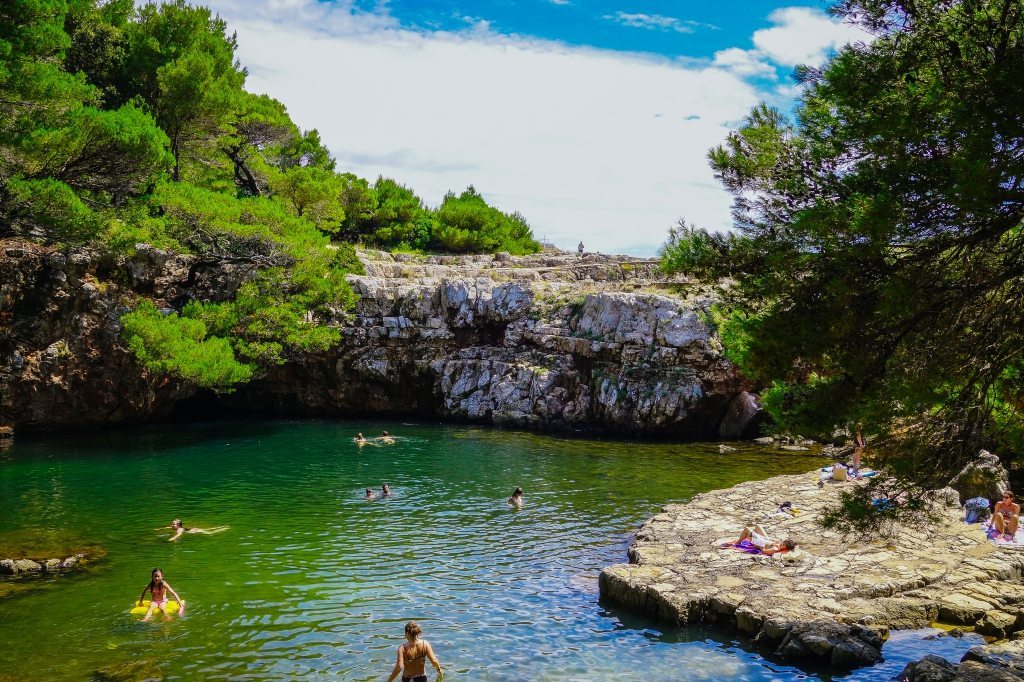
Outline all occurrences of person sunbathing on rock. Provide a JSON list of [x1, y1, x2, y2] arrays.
[[730, 524, 796, 555], [994, 491, 1020, 539]]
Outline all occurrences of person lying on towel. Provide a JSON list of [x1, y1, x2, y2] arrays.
[[728, 524, 797, 555]]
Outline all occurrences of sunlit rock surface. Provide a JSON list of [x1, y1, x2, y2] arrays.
[[600, 471, 1024, 671], [2, 243, 759, 436]]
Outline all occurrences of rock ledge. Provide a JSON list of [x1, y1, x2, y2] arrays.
[[600, 471, 1024, 670]]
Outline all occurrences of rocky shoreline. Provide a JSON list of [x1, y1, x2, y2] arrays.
[[1, 241, 762, 437], [599, 470, 1024, 672]]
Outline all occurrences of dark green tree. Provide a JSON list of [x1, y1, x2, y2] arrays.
[[663, 0, 1024, 506]]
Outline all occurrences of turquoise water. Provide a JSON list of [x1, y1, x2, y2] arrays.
[[0, 420, 980, 680]]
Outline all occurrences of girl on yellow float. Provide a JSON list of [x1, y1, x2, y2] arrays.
[[137, 568, 185, 621]]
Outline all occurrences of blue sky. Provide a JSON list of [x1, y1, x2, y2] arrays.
[[362, 0, 833, 60], [202, 1, 864, 255]]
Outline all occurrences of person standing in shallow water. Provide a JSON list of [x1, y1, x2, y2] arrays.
[[387, 621, 443, 682]]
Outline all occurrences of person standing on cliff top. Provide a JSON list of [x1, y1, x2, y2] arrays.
[[577, 241, 584, 257]]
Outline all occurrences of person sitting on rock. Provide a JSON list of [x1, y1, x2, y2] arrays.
[[731, 524, 796, 555], [994, 491, 1020, 539]]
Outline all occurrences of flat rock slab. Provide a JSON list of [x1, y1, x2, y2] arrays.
[[600, 471, 1024, 671]]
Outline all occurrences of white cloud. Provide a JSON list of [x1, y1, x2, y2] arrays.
[[753, 7, 865, 67], [195, 0, 761, 255], [194, 2, 861, 255], [712, 47, 776, 79], [603, 12, 716, 34]]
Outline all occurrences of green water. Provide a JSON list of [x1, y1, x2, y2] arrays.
[[0, 420, 980, 680]]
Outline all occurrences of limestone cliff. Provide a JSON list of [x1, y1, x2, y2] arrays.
[[0, 241, 760, 436]]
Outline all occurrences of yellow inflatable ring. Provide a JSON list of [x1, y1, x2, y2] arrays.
[[130, 599, 181, 616]]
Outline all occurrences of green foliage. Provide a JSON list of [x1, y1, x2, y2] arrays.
[[22, 103, 171, 195], [5, 176, 103, 243], [268, 165, 345, 232], [819, 482, 931, 538], [2, 0, 537, 392], [432, 186, 540, 255], [665, 0, 1024, 495], [121, 300, 253, 388], [659, 221, 743, 277]]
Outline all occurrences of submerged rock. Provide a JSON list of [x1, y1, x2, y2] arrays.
[[900, 640, 1024, 681], [92, 658, 165, 681]]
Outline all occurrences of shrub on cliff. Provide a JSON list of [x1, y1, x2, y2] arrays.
[[121, 301, 253, 388], [662, 0, 1024, 508], [432, 187, 540, 255]]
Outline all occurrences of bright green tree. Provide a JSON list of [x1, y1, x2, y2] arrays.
[[432, 186, 539, 255]]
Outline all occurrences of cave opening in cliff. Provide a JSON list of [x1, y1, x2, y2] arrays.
[[165, 389, 258, 422]]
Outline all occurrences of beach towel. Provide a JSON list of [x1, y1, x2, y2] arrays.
[[983, 521, 1024, 547], [719, 540, 762, 554]]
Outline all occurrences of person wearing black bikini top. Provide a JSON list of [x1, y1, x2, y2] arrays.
[[386, 621, 443, 682]]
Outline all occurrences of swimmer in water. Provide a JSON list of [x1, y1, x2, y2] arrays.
[[354, 433, 367, 444], [366, 488, 376, 499], [382, 483, 392, 497], [377, 431, 396, 444], [168, 519, 228, 542], [507, 487, 523, 509], [138, 568, 184, 621]]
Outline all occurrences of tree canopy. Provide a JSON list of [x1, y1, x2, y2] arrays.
[[0, 0, 539, 390], [662, 0, 1024, 512]]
